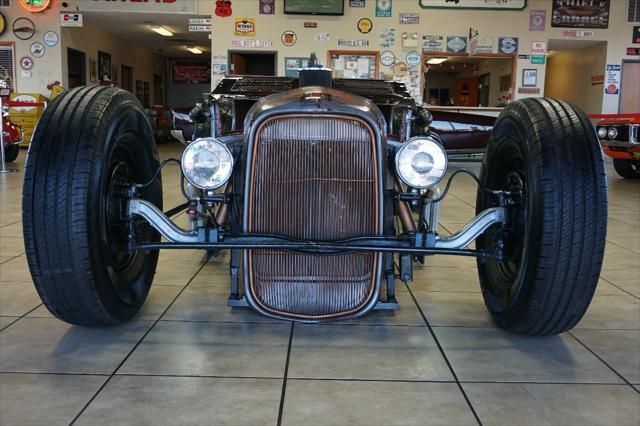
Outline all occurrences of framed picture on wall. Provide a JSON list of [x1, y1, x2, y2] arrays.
[[522, 69, 537, 87], [499, 74, 512, 92], [89, 58, 97, 82], [98, 50, 111, 80]]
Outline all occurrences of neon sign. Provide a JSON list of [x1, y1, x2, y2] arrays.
[[19, 0, 51, 13]]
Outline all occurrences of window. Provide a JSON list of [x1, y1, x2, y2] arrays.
[[0, 0, 10, 8], [630, 0, 640, 22], [0, 44, 15, 92]]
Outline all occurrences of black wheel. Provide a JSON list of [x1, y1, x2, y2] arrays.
[[22, 86, 163, 326], [613, 159, 640, 179], [3, 144, 19, 162], [476, 98, 607, 336]]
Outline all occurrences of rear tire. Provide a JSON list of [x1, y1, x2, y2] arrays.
[[22, 87, 163, 326], [476, 98, 607, 336], [613, 159, 640, 179], [3, 144, 19, 162]]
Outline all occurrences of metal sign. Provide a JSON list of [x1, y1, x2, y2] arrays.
[[380, 50, 395, 66], [43, 31, 59, 46], [30, 42, 45, 58], [399, 13, 419, 24], [419, 0, 526, 10], [235, 19, 255, 36], [19, 56, 34, 71], [60, 13, 83, 27], [498, 37, 519, 54], [551, 0, 610, 29], [189, 18, 211, 25], [422, 35, 444, 52], [189, 25, 211, 32], [447, 36, 467, 53]]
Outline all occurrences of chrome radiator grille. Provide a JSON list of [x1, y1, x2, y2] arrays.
[[246, 115, 380, 319]]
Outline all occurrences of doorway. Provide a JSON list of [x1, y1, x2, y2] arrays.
[[121, 65, 133, 92], [153, 74, 163, 106], [67, 48, 86, 88], [478, 74, 491, 107], [228, 51, 277, 76], [620, 60, 640, 113]]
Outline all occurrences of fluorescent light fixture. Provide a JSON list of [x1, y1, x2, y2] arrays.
[[186, 46, 203, 54], [426, 57, 447, 65], [150, 25, 173, 37]]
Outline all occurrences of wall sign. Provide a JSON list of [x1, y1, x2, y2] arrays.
[[375, 0, 392, 17], [30, 42, 45, 58], [0, 13, 6, 37], [259, 0, 274, 14], [77, 0, 196, 13], [419, 0, 526, 10], [627, 47, 640, 56], [19, 0, 51, 13], [315, 33, 330, 42], [43, 31, 59, 47], [633, 26, 640, 44], [235, 19, 255, 36], [231, 39, 273, 48], [349, 0, 365, 7], [380, 51, 395, 66], [338, 39, 370, 47], [357, 18, 373, 34], [498, 37, 519, 54], [12, 17, 35, 40], [422, 35, 444, 52], [518, 87, 541, 95], [406, 51, 421, 67], [379, 28, 396, 48], [563, 29, 594, 39], [60, 13, 83, 27], [281, 31, 297, 46], [590, 74, 604, 86], [171, 61, 211, 84], [531, 40, 546, 64], [215, 1, 233, 17], [304, 22, 318, 28], [447, 36, 467, 53], [551, 0, 610, 29], [19, 56, 34, 71], [604, 64, 621, 95], [399, 13, 419, 25], [529, 10, 546, 31]]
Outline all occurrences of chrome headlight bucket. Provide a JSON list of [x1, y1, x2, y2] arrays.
[[596, 126, 608, 139], [395, 136, 448, 189], [181, 138, 233, 190], [607, 127, 618, 140]]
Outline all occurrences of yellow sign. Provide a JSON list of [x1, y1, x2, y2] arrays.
[[235, 19, 255, 36], [357, 18, 372, 34]]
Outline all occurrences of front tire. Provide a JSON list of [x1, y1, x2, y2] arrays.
[[476, 98, 607, 336], [22, 87, 163, 326], [3, 144, 19, 162], [613, 159, 640, 179]]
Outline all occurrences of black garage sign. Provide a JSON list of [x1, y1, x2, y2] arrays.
[[633, 26, 640, 44], [551, 0, 610, 29]]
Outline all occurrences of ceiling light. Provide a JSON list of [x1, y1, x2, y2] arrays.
[[150, 25, 173, 37], [426, 57, 448, 65], [186, 46, 203, 54]]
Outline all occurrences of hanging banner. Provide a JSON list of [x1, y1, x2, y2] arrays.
[[604, 64, 621, 95], [171, 61, 211, 85], [419, 0, 526, 10], [551, 0, 610, 29]]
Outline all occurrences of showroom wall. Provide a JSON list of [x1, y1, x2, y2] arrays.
[[0, 1, 63, 96], [544, 42, 608, 115], [210, 0, 638, 113], [60, 17, 165, 103]]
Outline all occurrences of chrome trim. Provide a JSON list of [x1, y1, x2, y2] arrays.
[[601, 140, 640, 148], [128, 199, 198, 243], [435, 207, 506, 249], [170, 130, 188, 145]]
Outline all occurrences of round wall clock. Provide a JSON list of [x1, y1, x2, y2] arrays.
[[30, 42, 45, 58], [0, 13, 6, 37], [43, 31, 59, 47], [19, 0, 52, 13], [12, 17, 36, 40]]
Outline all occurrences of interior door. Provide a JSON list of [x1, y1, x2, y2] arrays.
[[121, 65, 133, 92], [620, 61, 640, 113]]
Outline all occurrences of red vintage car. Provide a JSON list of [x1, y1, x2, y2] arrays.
[[595, 114, 640, 179], [2, 106, 23, 162]]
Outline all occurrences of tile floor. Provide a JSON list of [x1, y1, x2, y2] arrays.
[[1, 143, 639, 426]]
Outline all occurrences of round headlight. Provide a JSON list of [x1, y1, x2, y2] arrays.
[[607, 127, 618, 140], [181, 138, 233, 190], [597, 127, 608, 139], [395, 137, 447, 189]]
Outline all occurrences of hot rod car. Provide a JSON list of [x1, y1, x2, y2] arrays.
[[596, 114, 640, 179], [22, 63, 607, 336]]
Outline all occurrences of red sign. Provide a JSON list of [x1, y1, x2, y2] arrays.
[[627, 47, 640, 56], [171, 62, 211, 85]]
